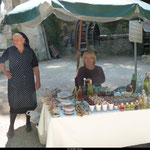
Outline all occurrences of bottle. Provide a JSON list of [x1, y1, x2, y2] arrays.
[[134, 100, 139, 110], [82, 78, 87, 97], [139, 98, 143, 109], [73, 86, 78, 101], [142, 89, 146, 103], [87, 79, 93, 96], [143, 72, 150, 95], [142, 89, 147, 108], [131, 74, 136, 93], [78, 86, 82, 101], [125, 102, 130, 111], [130, 102, 134, 110], [136, 73, 143, 94], [119, 103, 125, 111], [98, 87, 103, 96], [147, 97, 150, 108]]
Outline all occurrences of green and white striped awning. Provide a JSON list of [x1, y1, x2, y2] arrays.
[[2, 0, 150, 26]]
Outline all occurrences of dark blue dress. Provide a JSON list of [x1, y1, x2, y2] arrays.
[[0, 46, 38, 113]]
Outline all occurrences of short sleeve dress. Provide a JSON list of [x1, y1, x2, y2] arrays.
[[0, 46, 38, 114]]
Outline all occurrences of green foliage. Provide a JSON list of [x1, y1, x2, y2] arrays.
[[42, 14, 62, 50], [34, 48, 39, 61], [97, 20, 132, 56], [11, 27, 20, 34], [99, 20, 129, 35]]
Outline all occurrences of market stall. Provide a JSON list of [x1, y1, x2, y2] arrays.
[[2, 0, 150, 147], [37, 87, 150, 147], [38, 97, 150, 147]]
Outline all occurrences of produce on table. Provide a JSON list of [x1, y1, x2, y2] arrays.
[[75, 101, 90, 117]]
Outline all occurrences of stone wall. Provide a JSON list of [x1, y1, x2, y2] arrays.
[[0, 0, 13, 50], [0, 25, 13, 49], [59, 20, 134, 57], [0, 24, 50, 73], [20, 25, 50, 61], [96, 21, 133, 57], [0, 0, 147, 63], [0, 0, 50, 62]]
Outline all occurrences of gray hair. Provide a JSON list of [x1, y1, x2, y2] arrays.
[[13, 33, 24, 39]]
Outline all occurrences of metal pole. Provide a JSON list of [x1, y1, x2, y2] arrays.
[[134, 42, 137, 81]]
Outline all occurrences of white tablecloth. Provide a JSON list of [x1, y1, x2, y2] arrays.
[[37, 104, 150, 147]]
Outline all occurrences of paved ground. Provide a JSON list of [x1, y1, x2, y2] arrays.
[[0, 55, 150, 148]]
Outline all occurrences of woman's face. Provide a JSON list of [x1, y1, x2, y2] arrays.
[[84, 54, 95, 67], [13, 35, 25, 48]]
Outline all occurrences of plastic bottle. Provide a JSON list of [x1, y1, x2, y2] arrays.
[[143, 72, 150, 95], [134, 100, 139, 110], [142, 89, 147, 108], [129, 102, 134, 110], [136, 73, 142, 94], [87, 79, 93, 96], [125, 102, 130, 111], [82, 78, 87, 97]]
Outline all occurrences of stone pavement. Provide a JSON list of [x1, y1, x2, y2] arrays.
[[0, 115, 45, 147]]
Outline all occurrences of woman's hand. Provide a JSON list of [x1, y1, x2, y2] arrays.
[[4, 71, 12, 79], [0, 64, 12, 79], [35, 80, 41, 90]]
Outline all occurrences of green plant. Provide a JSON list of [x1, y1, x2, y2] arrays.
[[34, 48, 40, 61], [42, 14, 62, 51], [11, 27, 20, 34]]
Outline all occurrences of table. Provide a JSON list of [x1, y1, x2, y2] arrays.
[[37, 103, 150, 147]]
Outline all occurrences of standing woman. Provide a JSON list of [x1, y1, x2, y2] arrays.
[[0, 32, 41, 137]]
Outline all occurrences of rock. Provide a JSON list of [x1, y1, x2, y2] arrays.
[[1, 25, 12, 39]]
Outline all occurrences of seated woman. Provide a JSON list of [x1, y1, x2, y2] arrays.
[[75, 51, 105, 88]]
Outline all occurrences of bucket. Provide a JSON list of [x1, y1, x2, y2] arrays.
[[26, 110, 40, 124]]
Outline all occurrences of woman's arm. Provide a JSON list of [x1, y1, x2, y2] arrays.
[[33, 66, 41, 90], [0, 63, 12, 79], [0, 48, 11, 79]]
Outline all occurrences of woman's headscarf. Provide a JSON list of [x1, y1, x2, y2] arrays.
[[16, 32, 31, 49]]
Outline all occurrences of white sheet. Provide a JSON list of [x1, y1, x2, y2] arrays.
[[38, 104, 150, 147]]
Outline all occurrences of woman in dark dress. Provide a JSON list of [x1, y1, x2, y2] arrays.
[[75, 51, 105, 87], [0, 32, 41, 137]]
